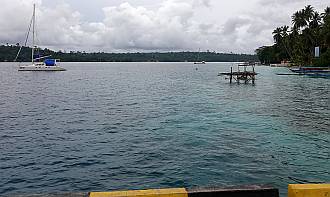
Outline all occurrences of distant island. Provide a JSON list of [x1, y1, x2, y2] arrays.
[[0, 45, 257, 63], [256, 5, 330, 67]]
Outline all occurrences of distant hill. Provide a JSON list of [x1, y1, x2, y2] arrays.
[[0, 45, 258, 62]]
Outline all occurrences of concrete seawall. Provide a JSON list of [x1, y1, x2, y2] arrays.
[[6, 185, 278, 197], [6, 184, 330, 197]]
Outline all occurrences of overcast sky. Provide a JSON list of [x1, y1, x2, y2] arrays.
[[0, 0, 329, 53]]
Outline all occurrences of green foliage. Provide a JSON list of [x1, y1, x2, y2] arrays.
[[313, 49, 330, 67], [0, 45, 258, 62], [256, 5, 330, 67]]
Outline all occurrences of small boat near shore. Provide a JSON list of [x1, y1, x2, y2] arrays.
[[194, 61, 206, 64], [193, 48, 206, 64], [277, 66, 330, 78], [289, 67, 330, 73]]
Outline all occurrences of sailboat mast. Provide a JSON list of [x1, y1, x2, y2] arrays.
[[31, 4, 35, 64]]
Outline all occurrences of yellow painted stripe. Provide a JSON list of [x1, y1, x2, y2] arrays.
[[288, 184, 330, 197], [90, 188, 188, 197]]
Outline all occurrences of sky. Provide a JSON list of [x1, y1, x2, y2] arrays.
[[0, 0, 329, 53]]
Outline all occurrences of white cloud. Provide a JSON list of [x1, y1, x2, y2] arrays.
[[0, 0, 329, 53], [0, 0, 40, 42]]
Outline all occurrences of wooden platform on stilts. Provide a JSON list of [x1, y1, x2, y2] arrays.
[[219, 62, 258, 84]]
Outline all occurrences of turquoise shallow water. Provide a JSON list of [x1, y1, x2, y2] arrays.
[[0, 62, 329, 196]]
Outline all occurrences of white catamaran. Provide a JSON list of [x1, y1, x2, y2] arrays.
[[17, 4, 66, 71]]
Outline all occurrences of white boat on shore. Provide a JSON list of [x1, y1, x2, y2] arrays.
[[16, 4, 66, 72]]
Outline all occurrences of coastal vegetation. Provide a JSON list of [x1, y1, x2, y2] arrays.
[[0, 45, 257, 62], [256, 5, 330, 66]]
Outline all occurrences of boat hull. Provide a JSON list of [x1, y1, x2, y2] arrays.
[[305, 73, 330, 78], [290, 67, 330, 73], [194, 62, 206, 64], [18, 65, 66, 71]]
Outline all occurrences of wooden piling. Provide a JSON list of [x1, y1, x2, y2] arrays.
[[252, 66, 255, 84]]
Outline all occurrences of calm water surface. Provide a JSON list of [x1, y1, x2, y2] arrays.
[[0, 62, 329, 196]]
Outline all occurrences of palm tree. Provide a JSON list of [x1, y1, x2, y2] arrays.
[[257, 5, 330, 66], [280, 26, 292, 58], [321, 7, 330, 48], [292, 6, 315, 31], [303, 5, 314, 22], [272, 27, 282, 44], [292, 11, 307, 31], [271, 26, 292, 59], [309, 12, 321, 28], [321, 7, 330, 18], [281, 26, 289, 37]]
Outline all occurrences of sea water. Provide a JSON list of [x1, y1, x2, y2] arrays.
[[0, 62, 329, 196]]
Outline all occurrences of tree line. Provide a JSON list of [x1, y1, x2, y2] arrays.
[[0, 45, 258, 62], [256, 5, 330, 66]]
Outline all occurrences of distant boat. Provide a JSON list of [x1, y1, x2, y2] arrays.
[[194, 61, 206, 64], [194, 48, 206, 64], [16, 4, 66, 71], [289, 67, 330, 73], [305, 72, 330, 78]]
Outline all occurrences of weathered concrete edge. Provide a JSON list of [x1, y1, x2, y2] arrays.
[[187, 184, 276, 192], [4, 185, 279, 197], [3, 192, 88, 197], [187, 185, 279, 197]]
